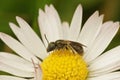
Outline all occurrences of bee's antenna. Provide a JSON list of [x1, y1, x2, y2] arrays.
[[44, 34, 49, 44]]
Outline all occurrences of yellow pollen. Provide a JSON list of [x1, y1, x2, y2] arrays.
[[40, 49, 88, 80]]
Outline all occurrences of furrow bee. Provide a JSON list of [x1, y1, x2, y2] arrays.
[[47, 40, 85, 55]]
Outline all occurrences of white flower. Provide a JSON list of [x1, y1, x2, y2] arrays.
[[0, 4, 120, 80]]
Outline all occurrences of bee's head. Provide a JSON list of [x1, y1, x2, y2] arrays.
[[47, 42, 56, 52]]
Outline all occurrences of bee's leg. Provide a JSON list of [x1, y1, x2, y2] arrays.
[[65, 45, 68, 50], [66, 45, 77, 54]]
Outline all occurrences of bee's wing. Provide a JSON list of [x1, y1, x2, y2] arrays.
[[69, 42, 84, 55]]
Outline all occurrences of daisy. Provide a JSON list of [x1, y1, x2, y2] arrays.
[[0, 4, 120, 80]]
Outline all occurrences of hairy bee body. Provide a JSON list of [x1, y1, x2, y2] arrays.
[[47, 40, 85, 55]]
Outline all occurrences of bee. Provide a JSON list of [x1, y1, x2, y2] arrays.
[[47, 40, 85, 55]]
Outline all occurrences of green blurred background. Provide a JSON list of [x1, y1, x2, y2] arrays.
[[0, 0, 120, 52]]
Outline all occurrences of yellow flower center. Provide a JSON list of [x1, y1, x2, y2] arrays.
[[40, 49, 88, 80]]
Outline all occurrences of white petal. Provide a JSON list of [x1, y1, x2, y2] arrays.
[[89, 46, 120, 76], [0, 52, 33, 72], [78, 11, 103, 48], [39, 9, 56, 43], [15, 17, 47, 59], [0, 62, 33, 77], [44, 5, 60, 41], [9, 22, 47, 60], [0, 75, 32, 80], [38, 9, 48, 47], [38, 5, 62, 44], [87, 72, 120, 80], [112, 78, 120, 80], [84, 21, 119, 63], [69, 4, 82, 41], [0, 32, 39, 63], [45, 5, 63, 39], [62, 22, 70, 39], [49, 5, 62, 31], [33, 64, 42, 80]]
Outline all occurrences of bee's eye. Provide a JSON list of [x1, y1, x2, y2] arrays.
[[47, 42, 56, 52]]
